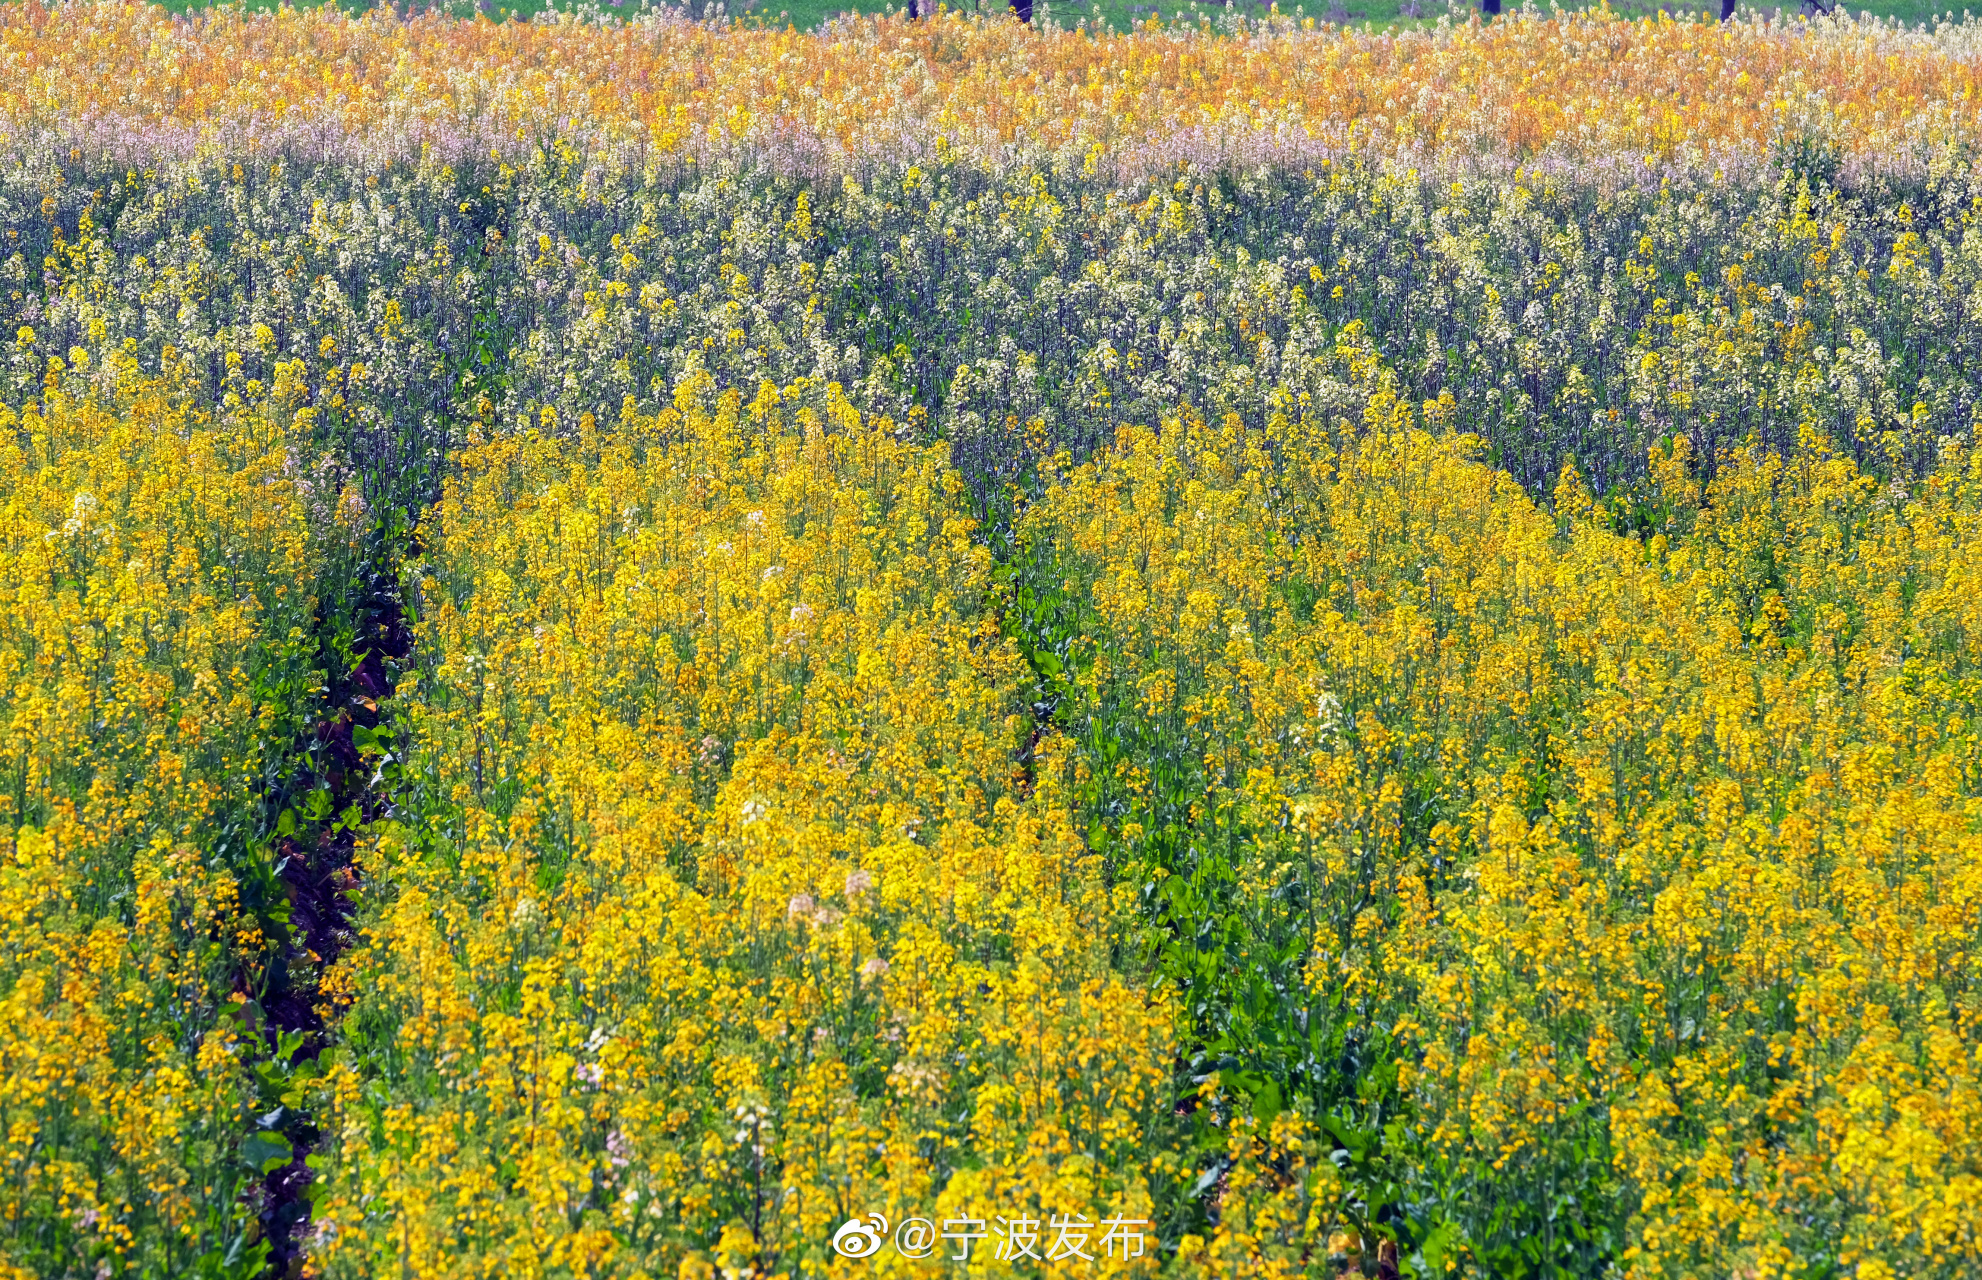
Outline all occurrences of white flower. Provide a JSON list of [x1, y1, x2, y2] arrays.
[[844, 868, 874, 897], [860, 956, 890, 979], [740, 798, 767, 825], [60, 490, 96, 538]]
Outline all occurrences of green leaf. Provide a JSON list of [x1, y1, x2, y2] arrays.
[[242, 1130, 293, 1174]]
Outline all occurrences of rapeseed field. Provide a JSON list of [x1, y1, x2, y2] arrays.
[[0, 3, 1978, 1278]]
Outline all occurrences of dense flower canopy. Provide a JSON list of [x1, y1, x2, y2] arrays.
[[0, 2, 1979, 172], [0, 4, 1978, 1279]]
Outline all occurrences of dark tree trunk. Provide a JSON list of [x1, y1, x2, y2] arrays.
[[1720, 0, 1735, 18], [1481, 0, 1499, 13], [1012, 0, 1033, 19]]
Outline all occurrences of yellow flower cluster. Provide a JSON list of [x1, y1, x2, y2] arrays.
[[308, 381, 1176, 1278], [0, 362, 331, 1277], [288, 327, 1982, 1277], [1015, 331, 1982, 1276]]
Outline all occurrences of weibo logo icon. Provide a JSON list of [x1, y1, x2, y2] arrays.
[[831, 1213, 889, 1259]]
